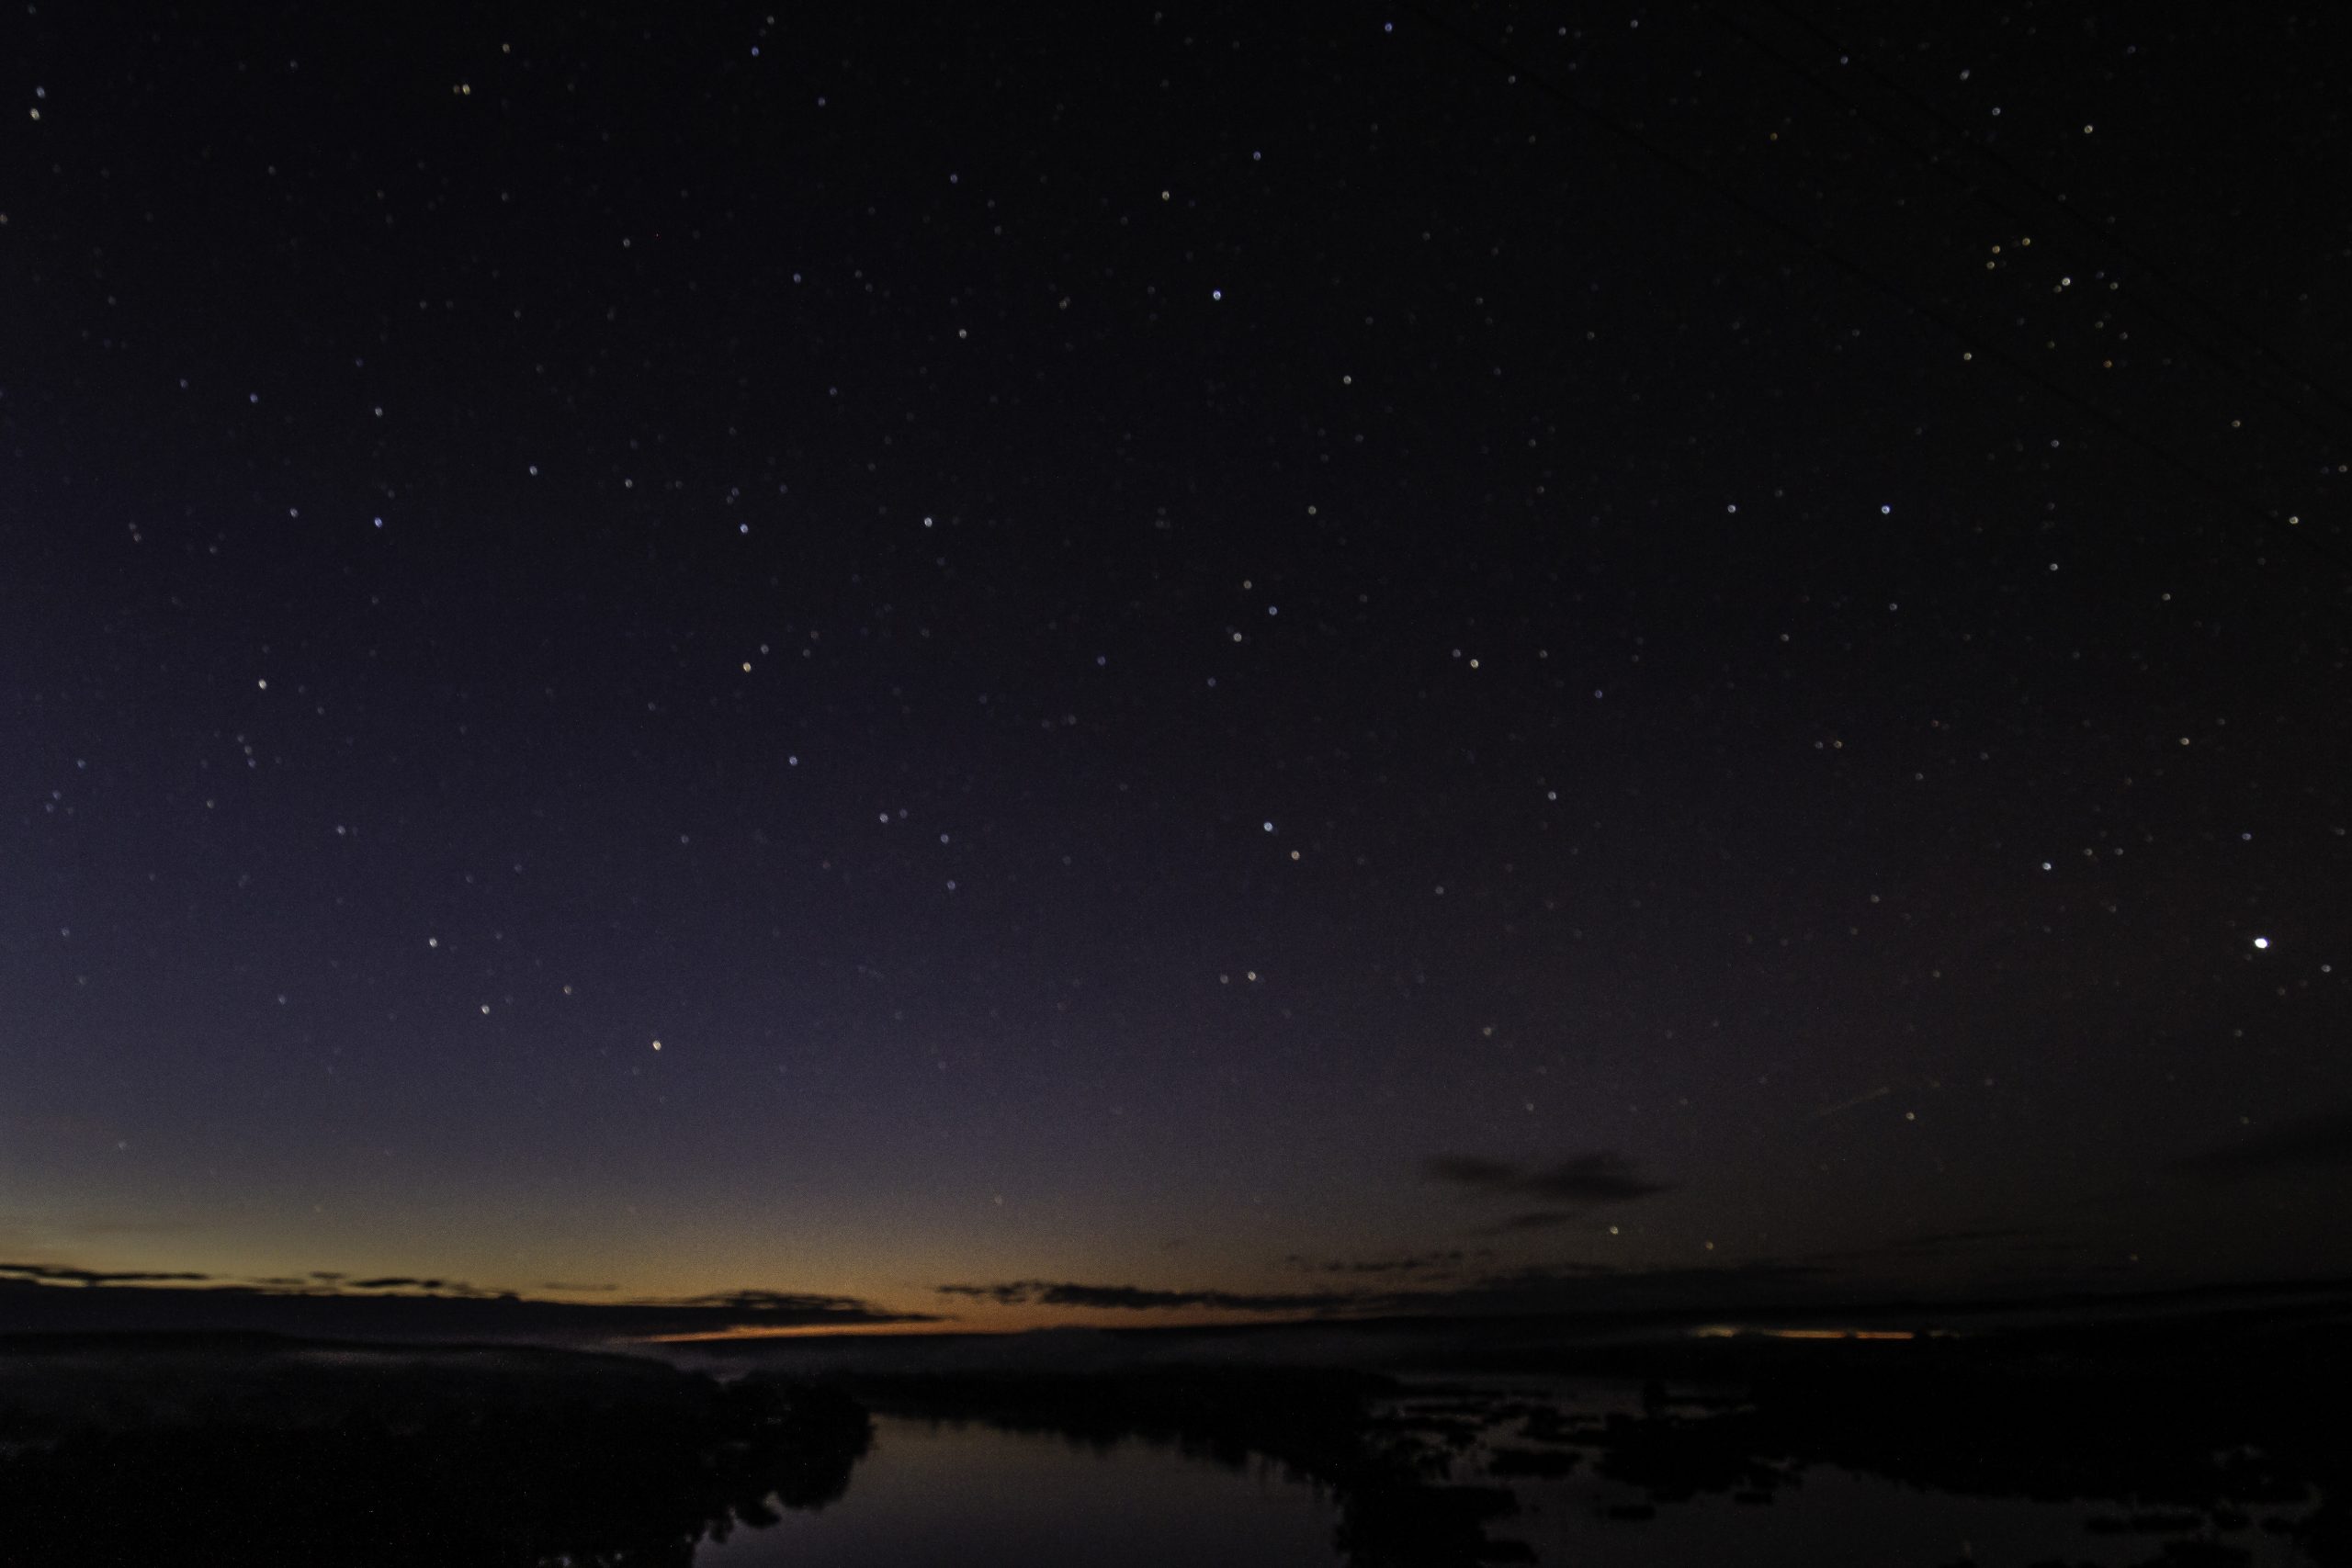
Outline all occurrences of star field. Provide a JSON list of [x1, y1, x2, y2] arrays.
[[3, 3, 2348, 1330]]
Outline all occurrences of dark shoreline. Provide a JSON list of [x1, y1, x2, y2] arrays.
[[1, 1287, 2344, 1566]]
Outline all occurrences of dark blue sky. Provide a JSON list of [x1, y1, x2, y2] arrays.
[[5, 2, 2347, 1333]]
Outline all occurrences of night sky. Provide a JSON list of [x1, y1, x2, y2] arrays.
[[6, 4, 2349, 1335]]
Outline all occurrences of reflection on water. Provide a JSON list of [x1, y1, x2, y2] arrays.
[[696, 1413, 1343, 1567]]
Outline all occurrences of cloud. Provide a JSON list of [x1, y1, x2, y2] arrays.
[[1812, 1085, 1892, 1120], [1283, 1249, 1486, 1276], [1426, 1151, 1675, 1204], [1881, 1227, 2038, 1253], [1472, 1211, 1582, 1235], [65, 1215, 198, 1236], [676, 1289, 896, 1316], [2165, 1109, 2352, 1182], [1416, 1260, 1832, 1315], [936, 1259, 1837, 1320], [938, 1280, 1356, 1314], [0, 1269, 937, 1342], [0, 1262, 212, 1286], [198, 1274, 511, 1299], [1803, 1226, 2047, 1268], [1426, 1156, 1521, 1189], [935, 1282, 1028, 1305]]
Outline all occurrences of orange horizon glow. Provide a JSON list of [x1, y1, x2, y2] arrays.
[[635, 1320, 1001, 1344], [637, 1304, 1348, 1342], [1690, 1325, 1922, 1341]]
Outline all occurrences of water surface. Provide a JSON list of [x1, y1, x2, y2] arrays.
[[696, 1412, 1344, 1567], [692, 1369, 2331, 1568]]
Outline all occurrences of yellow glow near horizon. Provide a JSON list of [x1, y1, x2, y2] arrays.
[[1690, 1325, 1921, 1341], [637, 1320, 1002, 1344]]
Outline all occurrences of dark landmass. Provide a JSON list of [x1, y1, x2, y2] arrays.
[[2, 1284, 2346, 1566], [0, 1334, 871, 1567], [691, 1283, 2351, 1566], [664, 1274, 2352, 1377]]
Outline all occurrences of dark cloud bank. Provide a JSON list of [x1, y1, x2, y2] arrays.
[[1425, 1151, 1677, 1203], [938, 1261, 1834, 1320], [0, 1269, 933, 1341], [3, 1262, 1844, 1346], [1424, 1149, 1677, 1234], [2165, 1107, 2352, 1182], [938, 1281, 1353, 1314], [1283, 1249, 1487, 1277]]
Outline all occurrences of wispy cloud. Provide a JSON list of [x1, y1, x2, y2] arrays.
[[1812, 1085, 1892, 1120], [676, 1289, 898, 1315], [1881, 1226, 2038, 1253], [0, 1268, 936, 1339], [2165, 1108, 2352, 1181], [935, 1258, 1836, 1319], [937, 1280, 1352, 1313], [1283, 1248, 1487, 1277], [1803, 1225, 2047, 1267], [1426, 1151, 1675, 1203], [1422, 1261, 1833, 1315], [1472, 1211, 1583, 1235], [0, 1262, 212, 1286], [345, 1276, 486, 1293]]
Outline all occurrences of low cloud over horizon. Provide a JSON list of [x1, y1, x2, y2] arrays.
[[2165, 1107, 2352, 1182], [0, 1268, 934, 1341], [936, 1260, 1842, 1321], [1427, 1150, 1677, 1235], [1283, 1248, 1489, 1277], [0, 1262, 214, 1288], [938, 1280, 1352, 1314]]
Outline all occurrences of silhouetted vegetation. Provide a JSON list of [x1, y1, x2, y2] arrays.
[[0, 1335, 871, 1566]]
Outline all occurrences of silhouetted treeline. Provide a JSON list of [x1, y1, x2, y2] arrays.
[[0, 1335, 872, 1566]]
